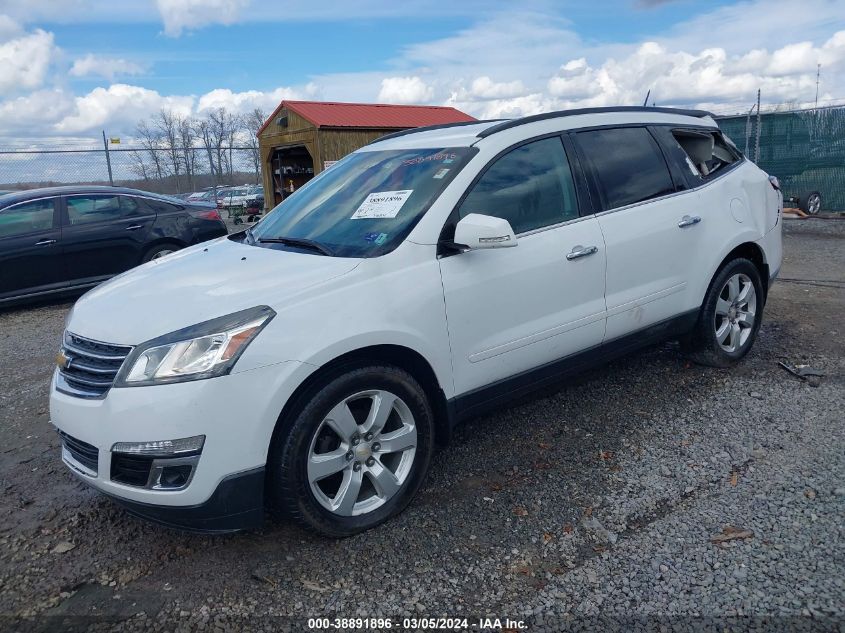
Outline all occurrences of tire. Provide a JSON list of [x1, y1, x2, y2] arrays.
[[142, 242, 181, 263], [798, 191, 822, 214], [682, 258, 764, 368], [268, 365, 435, 537]]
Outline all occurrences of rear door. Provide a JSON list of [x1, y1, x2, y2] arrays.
[[573, 126, 702, 341], [60, 193, 156, 285], [0, 196, 64, 300]]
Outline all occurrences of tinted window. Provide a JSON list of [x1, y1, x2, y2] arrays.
[[66, 195, 141, 225], [458, 137, 579, 234], [577, 127, 675, 210], [0, 198, 55, 238]]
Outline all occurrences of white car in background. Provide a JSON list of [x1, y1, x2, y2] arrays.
[[218, 185, 262, 209], [50, 106, 782, 536]]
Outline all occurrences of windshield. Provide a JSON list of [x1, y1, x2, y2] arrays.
[[251, 146, 476, 257]]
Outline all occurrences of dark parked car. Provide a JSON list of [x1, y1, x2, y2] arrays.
[[0, 186, 228, 305]]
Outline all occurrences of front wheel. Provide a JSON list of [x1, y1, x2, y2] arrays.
[[268, 365, 434, 537], [682, 258, 764, 368]]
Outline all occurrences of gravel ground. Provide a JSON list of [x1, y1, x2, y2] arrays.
[[0, 218, 842, 632]]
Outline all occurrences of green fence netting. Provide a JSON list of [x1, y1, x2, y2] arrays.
[[717, 106, 845, 212]]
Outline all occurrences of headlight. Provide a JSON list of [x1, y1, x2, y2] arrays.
[[114, 305, 275, 387]]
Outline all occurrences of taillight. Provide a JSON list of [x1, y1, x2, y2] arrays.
[[189, 209, 222, 221]]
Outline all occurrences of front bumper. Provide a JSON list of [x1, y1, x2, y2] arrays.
[[50, 360, 308, 529], [99, 467, 265, 532]]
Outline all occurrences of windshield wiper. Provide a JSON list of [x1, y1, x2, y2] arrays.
[[257, 236, 334, 256]]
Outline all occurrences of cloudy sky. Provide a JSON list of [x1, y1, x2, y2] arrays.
[[0, 0, 843, 144]]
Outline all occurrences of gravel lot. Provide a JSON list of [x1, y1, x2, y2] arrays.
[[0, 219, 842, 632]]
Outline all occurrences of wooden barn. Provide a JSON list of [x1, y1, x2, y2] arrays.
[[256, 100, 475, 207]]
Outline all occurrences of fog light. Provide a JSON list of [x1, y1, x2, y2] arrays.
[[112, 435, 204, 457], [157, 464, 193, 489]]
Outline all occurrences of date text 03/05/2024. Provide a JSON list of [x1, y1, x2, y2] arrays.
[[307, 616, 528, 630]]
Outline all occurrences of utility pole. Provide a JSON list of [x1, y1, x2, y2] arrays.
[[815, 64, 821, 109], [754, 89, 761, 163], [102, 130, 114, 186]]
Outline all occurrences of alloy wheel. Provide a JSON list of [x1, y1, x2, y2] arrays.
[[151, 249, 175, 260], [807, 193, 821, 215], [714, 273, 757, 353], [307, 390, 417, 516]]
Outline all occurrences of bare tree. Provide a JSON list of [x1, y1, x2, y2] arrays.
[[128, 150, 150, 182], [177, 115, 197, 191], [135, 120, 167, 182], [244, 107, 266, 183], [193, 117, 219, 187], [155, 109, 183, 192], [206, 107, 241, 185]]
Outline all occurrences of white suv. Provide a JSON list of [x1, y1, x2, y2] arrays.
[[50, 107, 782, 536]]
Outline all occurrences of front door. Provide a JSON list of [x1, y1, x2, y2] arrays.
[[0, 197, 64, 300], [60, 194, 155, 285], [439, 135, 607, 398]]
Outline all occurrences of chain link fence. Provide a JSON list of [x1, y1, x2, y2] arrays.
[[717, 104, 845, 213], [0, 144, 260, 195]]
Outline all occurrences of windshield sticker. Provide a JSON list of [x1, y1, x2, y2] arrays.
[[364, 231, 388, 245], [351, 190, 413, 219], [402, 152, 458, 167], [433, 168, 450, 180]]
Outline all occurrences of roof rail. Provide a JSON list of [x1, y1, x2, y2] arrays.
[[367, 119, 502, 146], [476, 106, 715, 139]]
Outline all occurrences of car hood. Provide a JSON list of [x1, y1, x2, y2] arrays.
[[68, 237, 361, 345]]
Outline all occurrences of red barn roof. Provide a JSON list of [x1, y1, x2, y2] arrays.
[[257, 100, 475, 136]]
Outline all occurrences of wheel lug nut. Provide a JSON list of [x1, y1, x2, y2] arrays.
[[366, 457, 375, 467], [353, 461, 361, 472], [352, 436, 360, 446], [346, 451, 354, 461], [364, 432, 373, 441], [372, 442, 380, 452]]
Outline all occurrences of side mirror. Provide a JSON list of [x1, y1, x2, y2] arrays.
[[454, 213, 517, 250]]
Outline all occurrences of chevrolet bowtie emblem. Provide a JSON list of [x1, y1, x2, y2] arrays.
[[56, 350, 72, 370]]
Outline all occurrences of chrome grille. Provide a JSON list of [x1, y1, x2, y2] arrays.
[[57, 332, 132, 399]]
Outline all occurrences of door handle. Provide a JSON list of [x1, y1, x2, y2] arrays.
[[125, 224, 144, 231], [34, 239, 57, 246], [678, 215, 702, 228], [566, 245, 599, 260]]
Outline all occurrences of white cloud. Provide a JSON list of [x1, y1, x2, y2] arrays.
[[196, 85, 314, 113], [467, 76, 526, 100], [154, 0, 250, 36], [55, 84, 194, 134], [541, 32, 845, 113], [377, 76, 434, 104], [2, 0, 845, 143], [69, 54, 146, 80], [0, 89, 76, 137], [0, 27, 55, 92]]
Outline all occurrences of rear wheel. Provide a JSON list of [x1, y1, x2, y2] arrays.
[[682, 258, 764, 368], [798, 191, 822, 214], [268, 365, 434, 537], [142, 242, 181, 263]]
